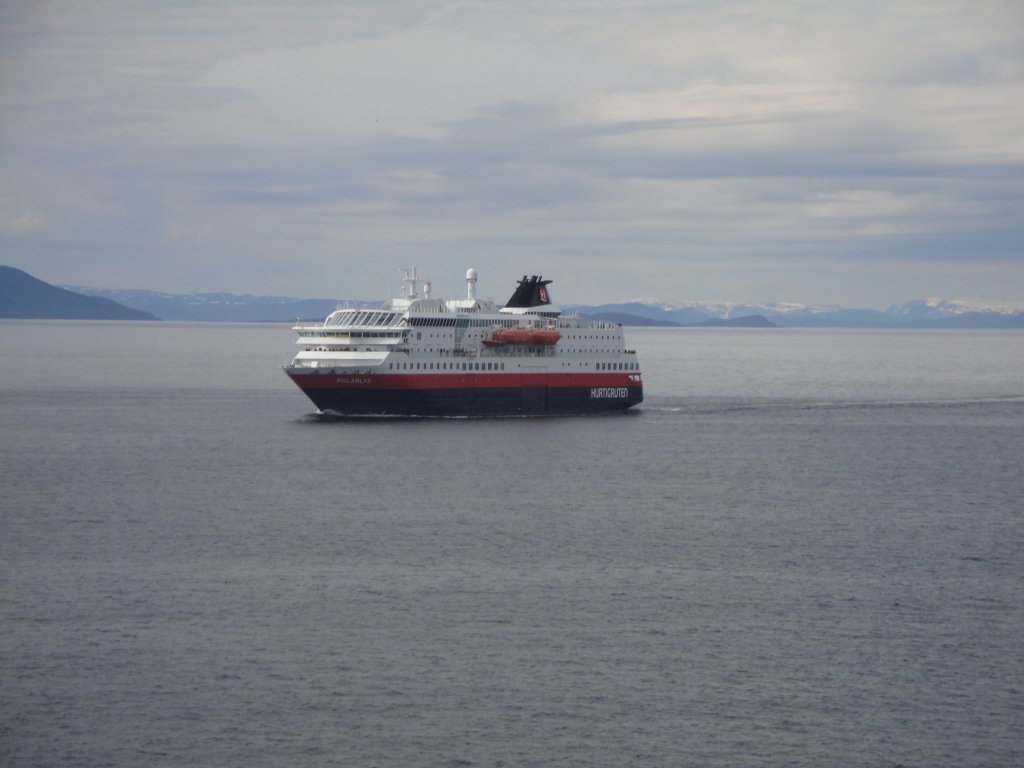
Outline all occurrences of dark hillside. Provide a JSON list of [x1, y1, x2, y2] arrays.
[[0, 266, 158, 320]]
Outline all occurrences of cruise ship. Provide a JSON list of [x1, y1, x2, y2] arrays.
[[284, 268, 643, 416]]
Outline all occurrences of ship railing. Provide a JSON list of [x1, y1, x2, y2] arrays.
[[479, 346, 557, 358], [294, 366, 381, 375], [552, 315, 621, 331], [388, 346, 476, 357]]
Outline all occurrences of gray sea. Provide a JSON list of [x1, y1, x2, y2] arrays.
[[1, 321, 1022, 767]]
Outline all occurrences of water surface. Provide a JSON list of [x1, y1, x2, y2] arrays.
[[2, 322, 1022, 766]]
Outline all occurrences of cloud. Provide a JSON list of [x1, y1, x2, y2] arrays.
[[0, 198, 47, 234], [1, 1, 1022, 305]]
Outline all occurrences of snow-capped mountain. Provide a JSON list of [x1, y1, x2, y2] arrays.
[[569, 299, 1024, 328], [887, 298, 1023, 320]]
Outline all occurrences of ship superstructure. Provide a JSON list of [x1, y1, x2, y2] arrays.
[[284, 268, 643, 415]]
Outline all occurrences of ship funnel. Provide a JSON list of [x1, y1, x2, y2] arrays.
[[504, 275, 553, 308], [466, 268, 478, 300]]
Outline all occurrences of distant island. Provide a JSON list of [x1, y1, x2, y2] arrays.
[[0, 266, 158, 320], [690, 315, 776, 328]]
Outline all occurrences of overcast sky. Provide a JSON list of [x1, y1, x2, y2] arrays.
[[1, 1, 1022, 307]]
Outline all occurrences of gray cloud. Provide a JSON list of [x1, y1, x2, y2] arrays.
[[1, 0, 1022, 306]]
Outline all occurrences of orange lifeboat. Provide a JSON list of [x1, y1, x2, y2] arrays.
[[528, 328, 561, 345], [483, 327, 561, 347]]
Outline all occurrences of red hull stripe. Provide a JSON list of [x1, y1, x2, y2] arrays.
[[288, 372, 639, 391]]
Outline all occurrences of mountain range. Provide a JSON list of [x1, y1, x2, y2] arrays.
[[66, 283, 1024, 328], [2, 266, 1022, 328], [568, 298, 1024, 329]]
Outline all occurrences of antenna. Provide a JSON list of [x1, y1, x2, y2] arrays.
[[401, 267, 418, 300]]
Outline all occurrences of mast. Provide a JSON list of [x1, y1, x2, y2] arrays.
[[400, 267, 418, 300]]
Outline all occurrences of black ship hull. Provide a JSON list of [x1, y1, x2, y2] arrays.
[[288, 373, 643, 416]]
